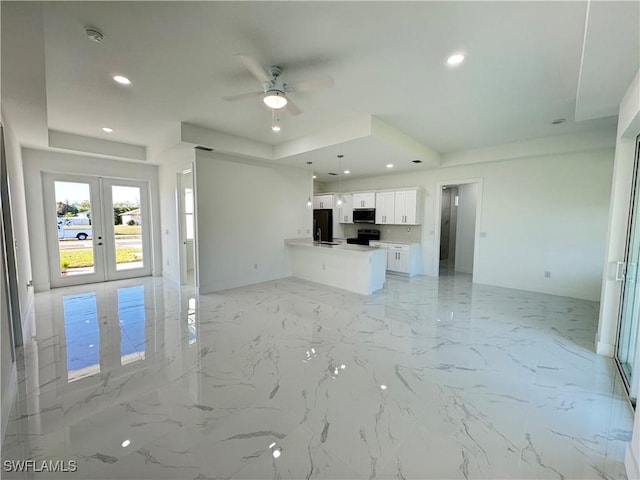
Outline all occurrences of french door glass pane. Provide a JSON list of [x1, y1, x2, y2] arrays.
[[112, 186, 144, 271], [54, 181, 95, 276], [63, 292, 100, 382]]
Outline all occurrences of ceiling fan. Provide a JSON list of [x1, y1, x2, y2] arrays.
[[223, 54, 334, 116]]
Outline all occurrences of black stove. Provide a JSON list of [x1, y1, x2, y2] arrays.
[[346, 229, 380, 246]]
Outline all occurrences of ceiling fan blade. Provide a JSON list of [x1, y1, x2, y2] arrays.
[[288, 76, 334, 93], [222, 91, 263, 102], [285, 99, 302, 116], [236, 54, 271, 83]]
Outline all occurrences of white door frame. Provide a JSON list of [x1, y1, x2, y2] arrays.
[[432, 177, 483, 280], [43, 173, 152, 287], [177, 164, 198, 287]]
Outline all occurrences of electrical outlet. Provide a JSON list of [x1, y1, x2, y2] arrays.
[[407, 227, 411, 232], [254, 264, 258, 269], [322, 263, 326, 270], [297, 229, 301, 234], [544, 271, 551, 278], [480, 232, 487, 238]]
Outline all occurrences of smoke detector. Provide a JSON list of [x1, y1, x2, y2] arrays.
[[84, 27, 104, 43]]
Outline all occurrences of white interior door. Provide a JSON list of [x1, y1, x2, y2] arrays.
[[44, 174, 152, 287]]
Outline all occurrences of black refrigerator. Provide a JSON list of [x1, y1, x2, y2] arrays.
[[313, 209, 333, 242]]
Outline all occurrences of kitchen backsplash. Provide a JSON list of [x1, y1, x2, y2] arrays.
[[340, 224, 422, 243]]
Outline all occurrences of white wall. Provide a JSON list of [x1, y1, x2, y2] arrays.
[[326, 145, 613, 301], [22, 148, 162, 291], [455, 183, 477, 274], [1, 115, 31, 441], [156, 147, 194, 286], [2, 119, 35, 334], [194, 150, 311, 293], [0, 218, 15, 442]]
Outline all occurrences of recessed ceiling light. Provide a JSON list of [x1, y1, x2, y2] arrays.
[[121, 440, 131, 448], [386, 164, 394, 169], [447, 53, 465, 65], [344, 170, 350, 174], [102, 127, 114, 133], [312, 175, 317, 179], [113, 75, 131, 85], [380, 385, 387, 390], [272, 448, 282, 458], [551, 118, 566, 125]]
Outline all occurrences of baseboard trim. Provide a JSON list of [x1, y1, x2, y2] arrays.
[[626, 440, 639, 480], [1, 363, 17, 443], [596, 339, 615, 357]]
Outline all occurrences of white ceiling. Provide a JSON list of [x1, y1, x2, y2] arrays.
[[2, 1, 638, 181]]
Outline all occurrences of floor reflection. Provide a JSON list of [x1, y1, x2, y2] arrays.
[[118, 285, 146, 364], [63, 292, 100, 382]]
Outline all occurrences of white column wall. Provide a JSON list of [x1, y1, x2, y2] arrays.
[[194, 150, 311, 294]]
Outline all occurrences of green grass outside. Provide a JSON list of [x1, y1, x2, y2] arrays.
[[63, 225, 141, 235], [60, 247, 143, 268]]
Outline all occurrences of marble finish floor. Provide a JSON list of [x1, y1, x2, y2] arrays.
[[1, 274, 634, 479]]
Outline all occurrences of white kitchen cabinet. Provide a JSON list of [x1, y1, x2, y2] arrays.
[[375, 191, 395, 224], [394, 189, 420, 225], [352, 192, 376, 209], [313, 194, 333, 209], [387, 244, 410, 273], [339, 194, 353, 224], [371, 242, 420, 276]]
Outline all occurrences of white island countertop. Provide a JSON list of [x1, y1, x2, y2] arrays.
[[284, 238, 387, 295], [284, 238, 380, 252]]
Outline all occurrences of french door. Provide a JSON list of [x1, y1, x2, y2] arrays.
[[43, 174, 152, 288], [617, 135, 640, 404]]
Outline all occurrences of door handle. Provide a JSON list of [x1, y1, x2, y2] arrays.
[[615, 261, 626, 281]]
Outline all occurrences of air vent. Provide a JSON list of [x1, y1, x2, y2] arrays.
[[195, 145, 213, 151], [412, 159, 422, 164], [328, 172, 338, 176]]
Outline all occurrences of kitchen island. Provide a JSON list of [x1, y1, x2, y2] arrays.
[[284, 238, 387, 295]]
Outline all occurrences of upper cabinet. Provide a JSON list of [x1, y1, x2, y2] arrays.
[[394, 189, 420, 225], [375, 191, 395, 224], [313, 194, 333, 209], [339, 194, 354, 224], [352, 192, 376, 209]]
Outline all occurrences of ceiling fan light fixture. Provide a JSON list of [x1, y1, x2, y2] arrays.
[[447, 53, 465, 65], [263, 90, 288, 109]]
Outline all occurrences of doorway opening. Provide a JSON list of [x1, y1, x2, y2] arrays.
[[435, 180, 481, 278], [178, 168, 197, 288]]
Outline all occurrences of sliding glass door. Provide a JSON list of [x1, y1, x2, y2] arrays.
[[617, 135, 640, 404], [44, 174, 152, 288]]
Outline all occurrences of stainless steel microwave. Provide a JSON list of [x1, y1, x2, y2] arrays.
[[353, 208, 376, 223]]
